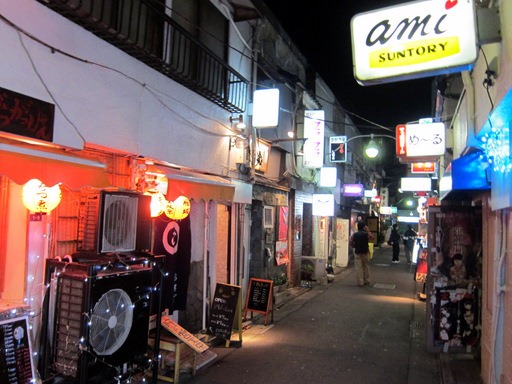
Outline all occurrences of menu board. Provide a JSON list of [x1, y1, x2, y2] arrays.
[[0, 316, 35, 384], [245, 278, 272, 312], [244, 278, 273, 325], [207, 283, 241, 340]]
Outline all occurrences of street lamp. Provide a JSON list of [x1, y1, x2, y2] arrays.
[[365, 137, 379, 158], [346, 134, 396, 159], [270, 133, 396, 159], [394, 196, 415, 207]]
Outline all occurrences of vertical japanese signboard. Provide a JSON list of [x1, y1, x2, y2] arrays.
[[303, 110, 325, 168]]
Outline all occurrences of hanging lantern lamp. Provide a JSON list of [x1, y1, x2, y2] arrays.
[[21, 179, 62, 213], [144, 189, 167, 217], [164, 196, 191, 220]]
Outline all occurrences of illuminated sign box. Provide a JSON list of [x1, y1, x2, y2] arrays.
[[252, 88, 280, 128], [372, 196, 382, 204], [303, 110, 325, 169], [401, 177, 432, 191], [351, 0, 477, 85], [312, 194, 334, 216], [319, 167, 337, 187], [396, 123, 446, 158], [330, 136, 347, 163], [411, 162, 436, 173], [343, 184, 364, 197], [364, 189, 377, 198]]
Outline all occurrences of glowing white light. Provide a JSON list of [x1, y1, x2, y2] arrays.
[[21, 179, 62, 212]]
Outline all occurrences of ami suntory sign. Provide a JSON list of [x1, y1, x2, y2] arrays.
[[351, 0, 477, 85]]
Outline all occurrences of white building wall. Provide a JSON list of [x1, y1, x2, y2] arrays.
[[0, 0, 251, 176], [466, 3, 512, 383]]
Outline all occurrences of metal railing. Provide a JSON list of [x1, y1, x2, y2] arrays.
[[39, 0, 248, 113]]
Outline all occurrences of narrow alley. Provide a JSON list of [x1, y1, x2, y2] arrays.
[[182, 245, 443, 384]]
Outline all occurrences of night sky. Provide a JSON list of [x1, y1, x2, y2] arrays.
[[265, 0, 435, 133], [265, 0, 437, 180]]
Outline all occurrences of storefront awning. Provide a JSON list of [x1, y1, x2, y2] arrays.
[[150, 165, 235, 202], [439, 149, 490, 200], [0, 141, 111, 189]]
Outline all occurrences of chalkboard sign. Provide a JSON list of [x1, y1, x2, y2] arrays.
[[244, 278, 273, 325], [0, 316, 35, 384], [207, 283, 241, 342]]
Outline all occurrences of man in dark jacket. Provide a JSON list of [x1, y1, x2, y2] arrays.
[[388, 223, 401, 263], [350, 221, 374, 287], [403, 224, 417, 264]]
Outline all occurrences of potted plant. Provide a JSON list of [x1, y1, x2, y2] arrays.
[[272, 272, 288, 292], [301, 263, 315, 281]]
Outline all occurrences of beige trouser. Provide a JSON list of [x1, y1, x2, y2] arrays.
[[354, 252, 371, 286]]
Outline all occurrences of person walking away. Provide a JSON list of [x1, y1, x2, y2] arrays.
[[350, 222, 374, 287], [388, 223, 401, 263], [403, 224, 417, 264]]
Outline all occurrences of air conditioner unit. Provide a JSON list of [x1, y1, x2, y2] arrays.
[[51, 265, 152, 382], [78, 191, 151, 254], [301, 256, 327, 281]]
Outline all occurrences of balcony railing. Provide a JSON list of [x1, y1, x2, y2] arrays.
[[38, 0, 248, 113]]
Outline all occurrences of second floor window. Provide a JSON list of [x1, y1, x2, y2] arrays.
[[42, 0, 246, 112], [170, 0, 227, 61]]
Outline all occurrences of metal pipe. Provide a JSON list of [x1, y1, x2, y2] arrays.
[[202, 201, 208, 331]]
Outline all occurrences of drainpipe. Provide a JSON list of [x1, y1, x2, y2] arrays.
[[248, 21, 261, 184], [202, 201, 209, 330], [238, 203, 246, 285], [461, 71, 475, 144]]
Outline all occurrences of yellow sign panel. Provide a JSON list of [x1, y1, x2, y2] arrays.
[[370, 37, 461, 68]]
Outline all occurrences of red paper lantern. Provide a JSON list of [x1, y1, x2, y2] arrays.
[[144, 190, 167, 217]]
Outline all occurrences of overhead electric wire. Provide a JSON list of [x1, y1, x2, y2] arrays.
[[0, 12, 241, 140], [1, 5, 397, 138], [144, 0, 395, 134]]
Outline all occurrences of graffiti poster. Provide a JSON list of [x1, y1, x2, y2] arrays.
[[278, 206, 288, 241], [275, 241, 289, 266]]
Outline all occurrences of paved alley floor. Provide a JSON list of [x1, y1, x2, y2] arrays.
[[179, 245, 443, 384]]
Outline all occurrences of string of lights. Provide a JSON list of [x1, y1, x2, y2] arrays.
[[40, 256, 168, 382]]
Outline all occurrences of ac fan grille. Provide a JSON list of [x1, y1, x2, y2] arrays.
[[53, 276, 84, 377], [101, 194, 138, 252], [89, 288, 134, 355]]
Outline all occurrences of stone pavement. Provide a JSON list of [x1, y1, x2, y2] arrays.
[[165, 244, 482, 384]]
